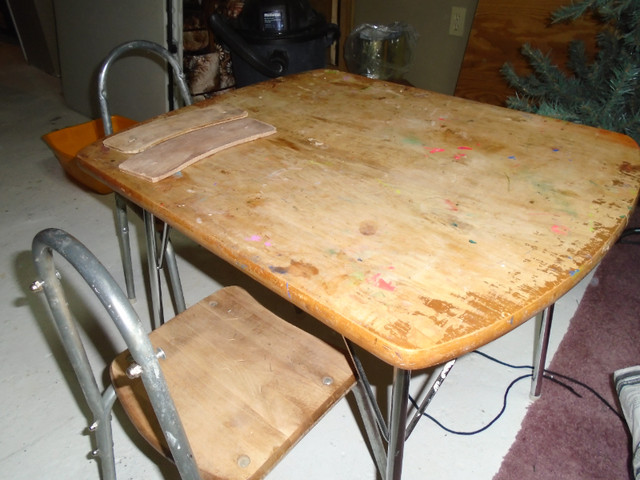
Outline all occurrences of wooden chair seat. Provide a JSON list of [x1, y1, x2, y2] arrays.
[[110, 286, 355, 480]]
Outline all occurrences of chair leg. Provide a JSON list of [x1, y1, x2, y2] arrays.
[[115, 193, 185, 321], [114, 193, 136, 301], [92, 387, 118, 480]]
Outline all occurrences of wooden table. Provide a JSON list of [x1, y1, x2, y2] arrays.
[[77, 70, 640, 479]]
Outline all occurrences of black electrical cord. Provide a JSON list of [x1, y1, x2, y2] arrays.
[[409, 350, 624, 436], [410, 372, 533, 436], [543, 368, 624, 420]]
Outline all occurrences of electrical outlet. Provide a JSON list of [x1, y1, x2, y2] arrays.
[[449, 6, 466, 37]]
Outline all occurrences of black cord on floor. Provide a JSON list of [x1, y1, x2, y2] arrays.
[[409, 350, 624, 436], [543, 368, 624, 420], [410, 372, 533, 436]]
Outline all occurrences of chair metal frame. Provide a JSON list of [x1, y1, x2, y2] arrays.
[[31, 228, 200, 480], [97, 40, 189, 324]]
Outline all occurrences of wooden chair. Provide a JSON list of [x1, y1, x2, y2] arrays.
[[97, 40, 190, 320], [31, 228, 355, 480]]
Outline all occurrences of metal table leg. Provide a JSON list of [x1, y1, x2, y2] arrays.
[[386, 368, 411, 480], [144, 210, 164, 327], [351, 379, 388, 476], [164, 236, 186, 313], [530, 303, 554, 398], [114, 193, 135, 301], [344, 339, 456, 480]]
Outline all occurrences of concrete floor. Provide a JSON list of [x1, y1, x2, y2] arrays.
[[0, 40, 595, 479]]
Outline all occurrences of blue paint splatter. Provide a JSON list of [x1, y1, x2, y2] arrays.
[[269, 265, 288, 274]]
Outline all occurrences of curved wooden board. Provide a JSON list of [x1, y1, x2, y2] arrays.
[[104, 103, 248, 153], [118, 117, 276, 182]]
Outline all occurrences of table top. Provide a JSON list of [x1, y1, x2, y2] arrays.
[[77, 70, 640, 370]]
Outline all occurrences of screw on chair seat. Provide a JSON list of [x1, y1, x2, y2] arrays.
[[110, 286, 355, 480]]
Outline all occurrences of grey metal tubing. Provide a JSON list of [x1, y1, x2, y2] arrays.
[[32, 228, 200, 479], [343, 339, 389, 442], [165, 236, 186, 314], [102, 384, 118, 415], [405, 359, 456, 440], [31, 236, 118, 480], [91, 388, 117, 479], [114, 194, 136, 301], [144, 210, 165, 327], [343, 338, 388, 478], [386, 368, 411, 480], [351, 381, 388, 478], [343, 339, 455, 479], [97, 39, 192, 314], [530, 303, 554, 399], [97, 39, 192, 136]]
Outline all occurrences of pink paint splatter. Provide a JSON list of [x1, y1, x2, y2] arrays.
[[429, 148, 445, 153], [246, 235, 262, 242], [458, 146, 473, 150], [445, 199, 459, 211], [551, 225, 569, 235], [368, 273, 396, 291]]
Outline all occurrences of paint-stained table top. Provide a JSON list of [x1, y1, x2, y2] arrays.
[[77, 70, 640, 369]]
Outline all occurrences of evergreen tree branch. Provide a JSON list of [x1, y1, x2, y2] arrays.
[[566, 40, 590, 79], [552, 0, 597, 23], [502, 0, 640, 144], [599, 64, 640, 127]]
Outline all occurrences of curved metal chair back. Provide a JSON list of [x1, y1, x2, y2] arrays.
[[31, 228, 200, 480], [98, 40, 192, 135], [95, 40, 188, 319]]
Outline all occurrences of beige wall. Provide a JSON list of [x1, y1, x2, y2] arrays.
[[353, 0, 478, 94]]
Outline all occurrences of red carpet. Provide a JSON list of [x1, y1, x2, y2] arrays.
[[494, 211, 640, 479]]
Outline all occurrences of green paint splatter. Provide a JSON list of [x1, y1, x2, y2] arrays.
[[403, 137, 423, 145]]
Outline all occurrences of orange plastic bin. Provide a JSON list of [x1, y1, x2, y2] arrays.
[[43, 116, 137, 194]]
